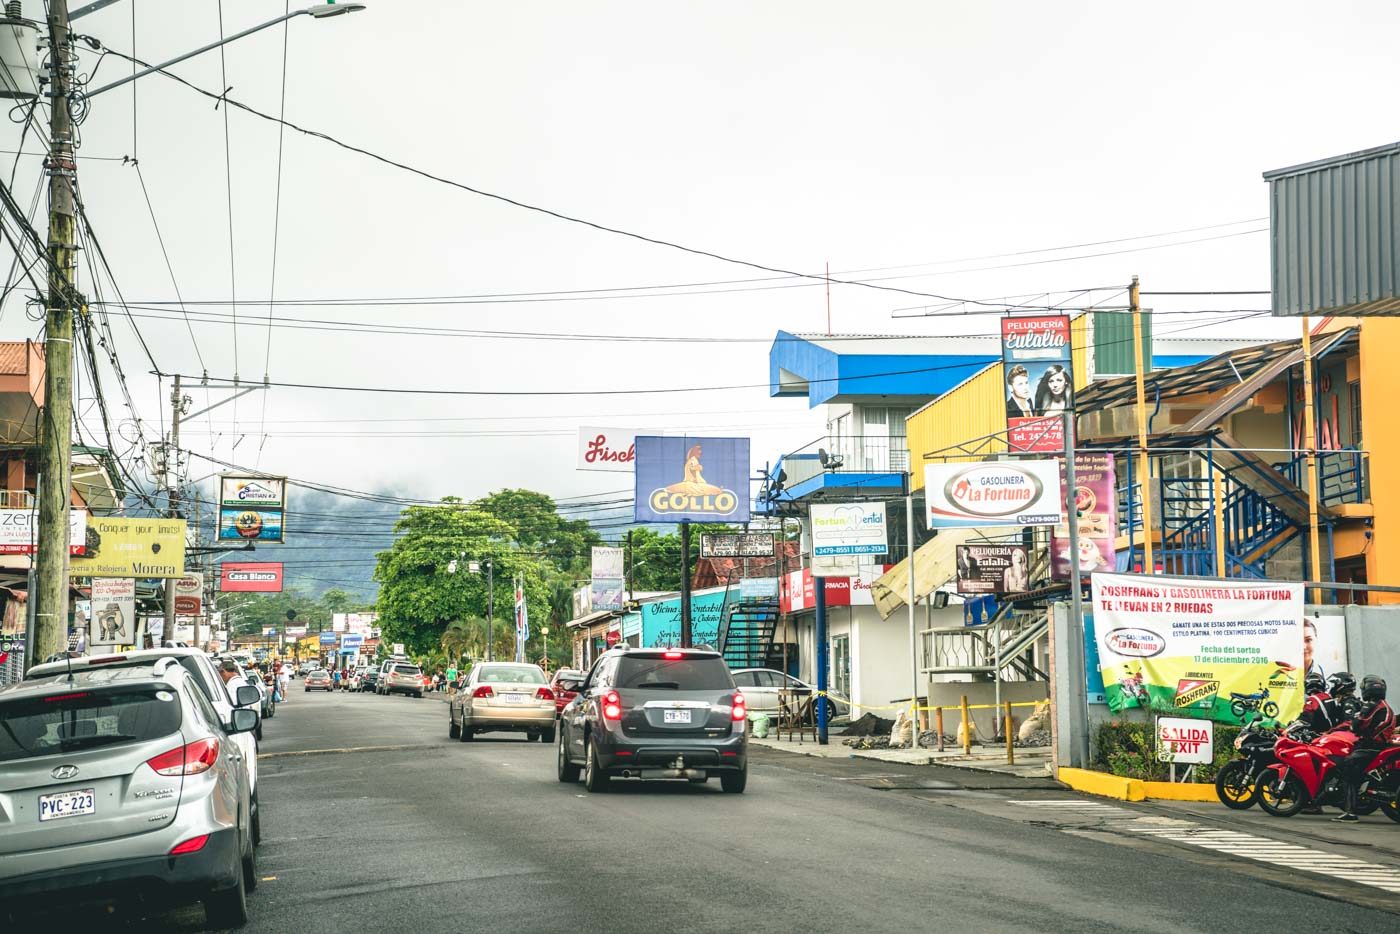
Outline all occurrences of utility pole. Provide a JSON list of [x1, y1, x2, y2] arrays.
[[679, 521, 692, 647], [163, 374, 186, 640], [1129, 276, 1155, 576], [34, 0, 78, 663], [486, 557, 494, 662]]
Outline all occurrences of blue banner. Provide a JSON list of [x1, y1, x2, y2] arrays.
[[634, 436, 750, 524]]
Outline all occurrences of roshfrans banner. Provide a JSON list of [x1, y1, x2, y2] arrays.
[[0, 508, 87, 555], [811, 503, 888, 557], [218, 475, 287, 543], [1001, 314, 1072, 453], [924, 461, 1062, 528], [220, 562, 284, 593], [634, 436, 750, 524], [1091, 573, 1305, 725], [69, 517, 187, 578]]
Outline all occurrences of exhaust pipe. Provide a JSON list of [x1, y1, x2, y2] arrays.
[[620, 769, 633, 779]]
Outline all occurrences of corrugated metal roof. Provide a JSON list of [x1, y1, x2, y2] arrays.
[[1266, 141, 1400, 316]]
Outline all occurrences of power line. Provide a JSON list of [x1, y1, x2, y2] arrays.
[[92, 43, 1134, 314]]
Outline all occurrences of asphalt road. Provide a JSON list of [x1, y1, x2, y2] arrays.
[[16, 684, 1400, 932]]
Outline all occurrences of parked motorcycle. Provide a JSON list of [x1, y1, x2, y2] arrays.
[[1214, 720, 1282, 810], [1229, 684, 1279, 719], [1255, 728, 1400, 817]]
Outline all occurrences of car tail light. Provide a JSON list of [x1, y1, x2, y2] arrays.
[[536, 687, 555, 701], [169, 834, 210, 855], [146, 738, 221, 776], [731, 693, 747, 721], [663, 651, 684, 659], [86, 655, 127, 665], [472, 685, 494, 699], [603, 689, 622, 721]]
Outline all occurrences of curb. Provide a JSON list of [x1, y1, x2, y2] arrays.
[[1058, 767, 1216, 802]]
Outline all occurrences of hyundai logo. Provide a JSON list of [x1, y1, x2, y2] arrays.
[[51, 764, 79, 780]]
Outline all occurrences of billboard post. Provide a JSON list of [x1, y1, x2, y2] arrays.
[[1063, 410, 1089, 768]]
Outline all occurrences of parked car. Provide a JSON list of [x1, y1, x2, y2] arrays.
[[548, 668, 586, 717], [558, 646, 748, 793], [26, 648, 264, 843], [381, 663, 426, 698], [0, 661, 261, 926], [298, 661, 316, 676], [244, 669, 277, 719], [449, 662, 555, 742], [304, 669, 332, 692], [730, 668, 847, 722], [359, 668, 380, 693]]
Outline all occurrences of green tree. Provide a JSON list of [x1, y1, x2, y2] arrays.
[[372, 498, 551, 655], [475, 488, 600, 576]]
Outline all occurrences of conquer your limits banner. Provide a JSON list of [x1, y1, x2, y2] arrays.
[[1090, 573, 1305, 725]]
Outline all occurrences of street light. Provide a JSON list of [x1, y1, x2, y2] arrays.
[[468, 558, 494, 662], [85, 4, 367, 98]]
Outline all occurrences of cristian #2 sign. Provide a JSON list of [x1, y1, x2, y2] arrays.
[[924, 460, 1062, 528]]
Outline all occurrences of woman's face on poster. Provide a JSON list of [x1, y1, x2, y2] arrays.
[[1048, 369, 1067, 394]]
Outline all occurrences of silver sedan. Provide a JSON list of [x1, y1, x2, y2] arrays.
[[449, 663, 556, 743]]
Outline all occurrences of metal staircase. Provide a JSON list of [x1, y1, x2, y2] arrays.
[[718, 598, 780, 670], [922, 601, 1049, 681], [1158, 475, 1300, 579]]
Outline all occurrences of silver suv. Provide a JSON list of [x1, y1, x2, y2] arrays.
[[382, 662, 425, 698], [0, 660, 261, 927]]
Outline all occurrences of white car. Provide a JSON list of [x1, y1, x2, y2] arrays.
[[729, 668, 848, 722], [26, 647, 266, 844]]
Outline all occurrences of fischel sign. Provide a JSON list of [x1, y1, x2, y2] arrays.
[[924, 461, 1062, 528]]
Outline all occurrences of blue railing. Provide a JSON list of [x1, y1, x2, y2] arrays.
[[1277, 449, 1368, 506]]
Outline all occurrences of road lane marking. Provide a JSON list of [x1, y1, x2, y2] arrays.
[[1010, 800, 1400, 897], [259, 743, 441, 760]]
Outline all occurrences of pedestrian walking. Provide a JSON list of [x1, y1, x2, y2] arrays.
[[278, 663, 291, 703]]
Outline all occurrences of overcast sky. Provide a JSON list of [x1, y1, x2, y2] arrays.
[[3, 0, 1397, 526]]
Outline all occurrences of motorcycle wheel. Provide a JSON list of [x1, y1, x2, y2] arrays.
[[1214, 760, 1258, 810], [1230, 700, 1248, 719], [1262, 701, 1279, 718], [1258, 773, 1307, 817]]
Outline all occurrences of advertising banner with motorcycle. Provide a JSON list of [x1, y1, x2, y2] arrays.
[[1091, 573, 1305, 725]]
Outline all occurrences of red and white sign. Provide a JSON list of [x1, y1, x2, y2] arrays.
[[219, 562, 284, 593], [0, 508, 87, 555], [577, 427, 642, 472], [779, 566, 893, 613], [173, 573, 203, 615], [605, 629, 621, 646], [1156, 717, 1214, 764]]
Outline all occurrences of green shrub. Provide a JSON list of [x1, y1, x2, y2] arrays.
[[1093, 718, 1241, 783]]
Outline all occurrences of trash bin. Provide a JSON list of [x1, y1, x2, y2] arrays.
[[749, 712, 770, 738]]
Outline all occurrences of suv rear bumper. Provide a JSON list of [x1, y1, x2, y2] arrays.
[[595, 729, 747, 773], [0, 826, 241, 911]]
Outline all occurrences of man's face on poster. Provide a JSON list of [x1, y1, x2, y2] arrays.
[[1010, 374, 1030, 402]]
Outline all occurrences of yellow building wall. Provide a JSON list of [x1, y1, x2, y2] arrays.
[[908, 314, 1092, 492], [1360, 318, 1400, 602]]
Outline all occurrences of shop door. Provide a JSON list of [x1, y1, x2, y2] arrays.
[[832, 635, 851, 701]]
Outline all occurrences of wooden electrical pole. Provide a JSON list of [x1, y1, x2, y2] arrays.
[[33, 0, 78, 662], [163, 375, 185, 638], [1130, 276, 1155, 575]]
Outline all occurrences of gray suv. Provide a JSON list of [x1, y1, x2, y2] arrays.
[[557, 647, 749, 793], [0, 660, 261, 927]]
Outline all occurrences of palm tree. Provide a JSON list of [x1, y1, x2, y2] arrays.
[[440, 620, 475, 663]]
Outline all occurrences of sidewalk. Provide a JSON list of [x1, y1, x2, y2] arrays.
[[749, 731, 1053, 779]]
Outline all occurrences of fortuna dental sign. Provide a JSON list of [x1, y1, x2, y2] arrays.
[[810, 503, 888, 556], [924, 461, 1062, 528]]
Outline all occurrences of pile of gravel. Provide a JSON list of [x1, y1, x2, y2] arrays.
[[1016, 728, 1052, 748]]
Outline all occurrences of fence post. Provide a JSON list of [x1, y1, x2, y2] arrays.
[[1004, 700, 1014, 765], [960, 695, 971, 754], [935, 707, 944, 752]]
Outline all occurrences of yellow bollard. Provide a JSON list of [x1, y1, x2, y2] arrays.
[[1004, 700, 1014, 765], [935, 707, 945, 752], [960, 695, 971, 754]]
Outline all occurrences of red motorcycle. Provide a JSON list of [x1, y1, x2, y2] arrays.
[[1258, 730, 1400, 821]]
